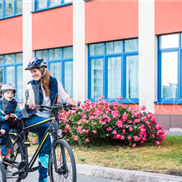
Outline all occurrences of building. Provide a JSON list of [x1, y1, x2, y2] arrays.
[[0, 0, 182, 129]]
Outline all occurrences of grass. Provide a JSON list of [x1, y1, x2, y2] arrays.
[[27, 134, 182, 176]]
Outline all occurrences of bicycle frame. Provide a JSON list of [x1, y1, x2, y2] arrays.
[[5, 116, 60, 176]]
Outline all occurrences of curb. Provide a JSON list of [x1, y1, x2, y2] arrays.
[[76, 164, 182, 182]]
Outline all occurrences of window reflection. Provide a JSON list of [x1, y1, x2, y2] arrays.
[[36, 50, 47, 60], [5, 54, 14, 64], [63, 47, 73, 58], [125, 39, 138, 52], [16, 53, 23, 63], [126, 55, 138, 98], [16, 0, 22, 14], [65, 62, 73, 97], [5, 0, 14, 16], [161, 52, 178, 98], [16, 66, 23, 99], [0, 55, 3, 65], [0, 0, 2, 18], [0, 53, 23, 100], [50, 0, 60, 6], [50, 62, 61, 80], [37, 0, 47, 9], [0, 68, 3, 93], [108, 57, 121, 98], [49, 48, 61, 60], [106, 41, 122, 54], [63, 0, 72, 3], [159, 34, 179, 49], [6, 67, 14, 84], [89, 43, 104, 56], [91, 59, 103, 98]]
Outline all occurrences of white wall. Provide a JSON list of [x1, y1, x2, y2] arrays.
[[73, 0, 87, 102], [139, 0, 157, 112], [23, 0, 34, 102]]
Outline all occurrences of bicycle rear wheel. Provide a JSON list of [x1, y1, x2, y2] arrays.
[[0, 161, 7, 182], [49, 139, 77, 182], [2, 134, 24, 182]]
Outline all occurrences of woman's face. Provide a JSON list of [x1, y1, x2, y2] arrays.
[[30, 68, 42, 81]]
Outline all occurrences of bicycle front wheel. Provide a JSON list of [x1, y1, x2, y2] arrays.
[[49, 139, 77, 182], [0, 161, 7, 182]]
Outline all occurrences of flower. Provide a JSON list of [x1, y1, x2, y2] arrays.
[[139, 105, 146, 111], [156, 141, 160, 145], [112, 130, 117, 135], [65, 125, 70, 130], [32, 137, 37, 144], [74, 136, 78, 141], [58, 98, 165, 147], [135, 111, 141, 117], [118, 96, 123, 101], [85, 138, 89, 142]]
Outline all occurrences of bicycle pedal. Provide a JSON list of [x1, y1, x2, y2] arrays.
[[29, 166, 41, 172], [23, 141, 30, 147]]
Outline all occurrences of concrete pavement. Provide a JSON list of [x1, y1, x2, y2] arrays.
[[7, 129, 182, 181], [76, 164, 182, 182], [23, 163, 182, 182]]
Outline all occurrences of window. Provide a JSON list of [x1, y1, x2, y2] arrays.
[[35, 47, 73, 98], [0, 53, 23, 102], [35, 0, 72, 11], [157, 33, 182, 104], [88, 39, 139, 103], [0, 0, 22, 19]]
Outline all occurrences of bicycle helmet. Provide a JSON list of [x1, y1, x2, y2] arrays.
[[25, 57, 47, 70], [1, 83, 16, 94]]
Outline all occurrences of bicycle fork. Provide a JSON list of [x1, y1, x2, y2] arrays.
[[51, 136, 67, 174]]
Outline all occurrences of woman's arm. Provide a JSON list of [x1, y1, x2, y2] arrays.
[[26, 84, 35, 109], [65, 97, 77, 107], [57, 79, 77, 106]]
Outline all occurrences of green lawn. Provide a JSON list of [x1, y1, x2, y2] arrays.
[[71, 135, 182, 176], [28, 134, 182, 176]]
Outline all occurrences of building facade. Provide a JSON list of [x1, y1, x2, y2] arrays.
[[0, 0, 181, 129]]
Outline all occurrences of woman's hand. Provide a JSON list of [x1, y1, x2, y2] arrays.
[[4, 115, 9, 120], [10, 114, 15, 118], [69, 100, 78, 107], [27, 101, 35, 109], [65, 97, 78, 107]]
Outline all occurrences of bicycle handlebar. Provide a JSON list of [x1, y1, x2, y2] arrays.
[[35, 103, 80, 112]]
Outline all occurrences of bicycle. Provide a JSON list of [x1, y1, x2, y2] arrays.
[[0, 103, 77, 182]]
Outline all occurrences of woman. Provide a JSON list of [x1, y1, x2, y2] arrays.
[[25, 57, 77, 182]]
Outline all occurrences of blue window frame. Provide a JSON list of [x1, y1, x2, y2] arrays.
[[0, 53, 23, 102], [0, 0, 22, 20], [88, 39, 139, 104], [156, 33, 182, 104], [34, 0, 72, 12], [35, 47, 73, 98]]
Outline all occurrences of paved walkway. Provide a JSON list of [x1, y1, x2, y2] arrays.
[[8, 130, 182, 182], [165, 130, 182, 136], [25, 172, 117, 182]]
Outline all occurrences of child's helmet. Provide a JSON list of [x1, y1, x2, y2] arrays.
[[25, 57, 47, 70], [1, 83, 16, 94]]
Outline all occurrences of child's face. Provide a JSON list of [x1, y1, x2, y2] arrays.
[[3, 90, 14, 102]]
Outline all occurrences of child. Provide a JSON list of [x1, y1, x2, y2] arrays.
[[0, 83, 21, 156]]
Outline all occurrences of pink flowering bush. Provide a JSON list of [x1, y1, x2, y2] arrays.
[[58, 96, 165, 147]]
